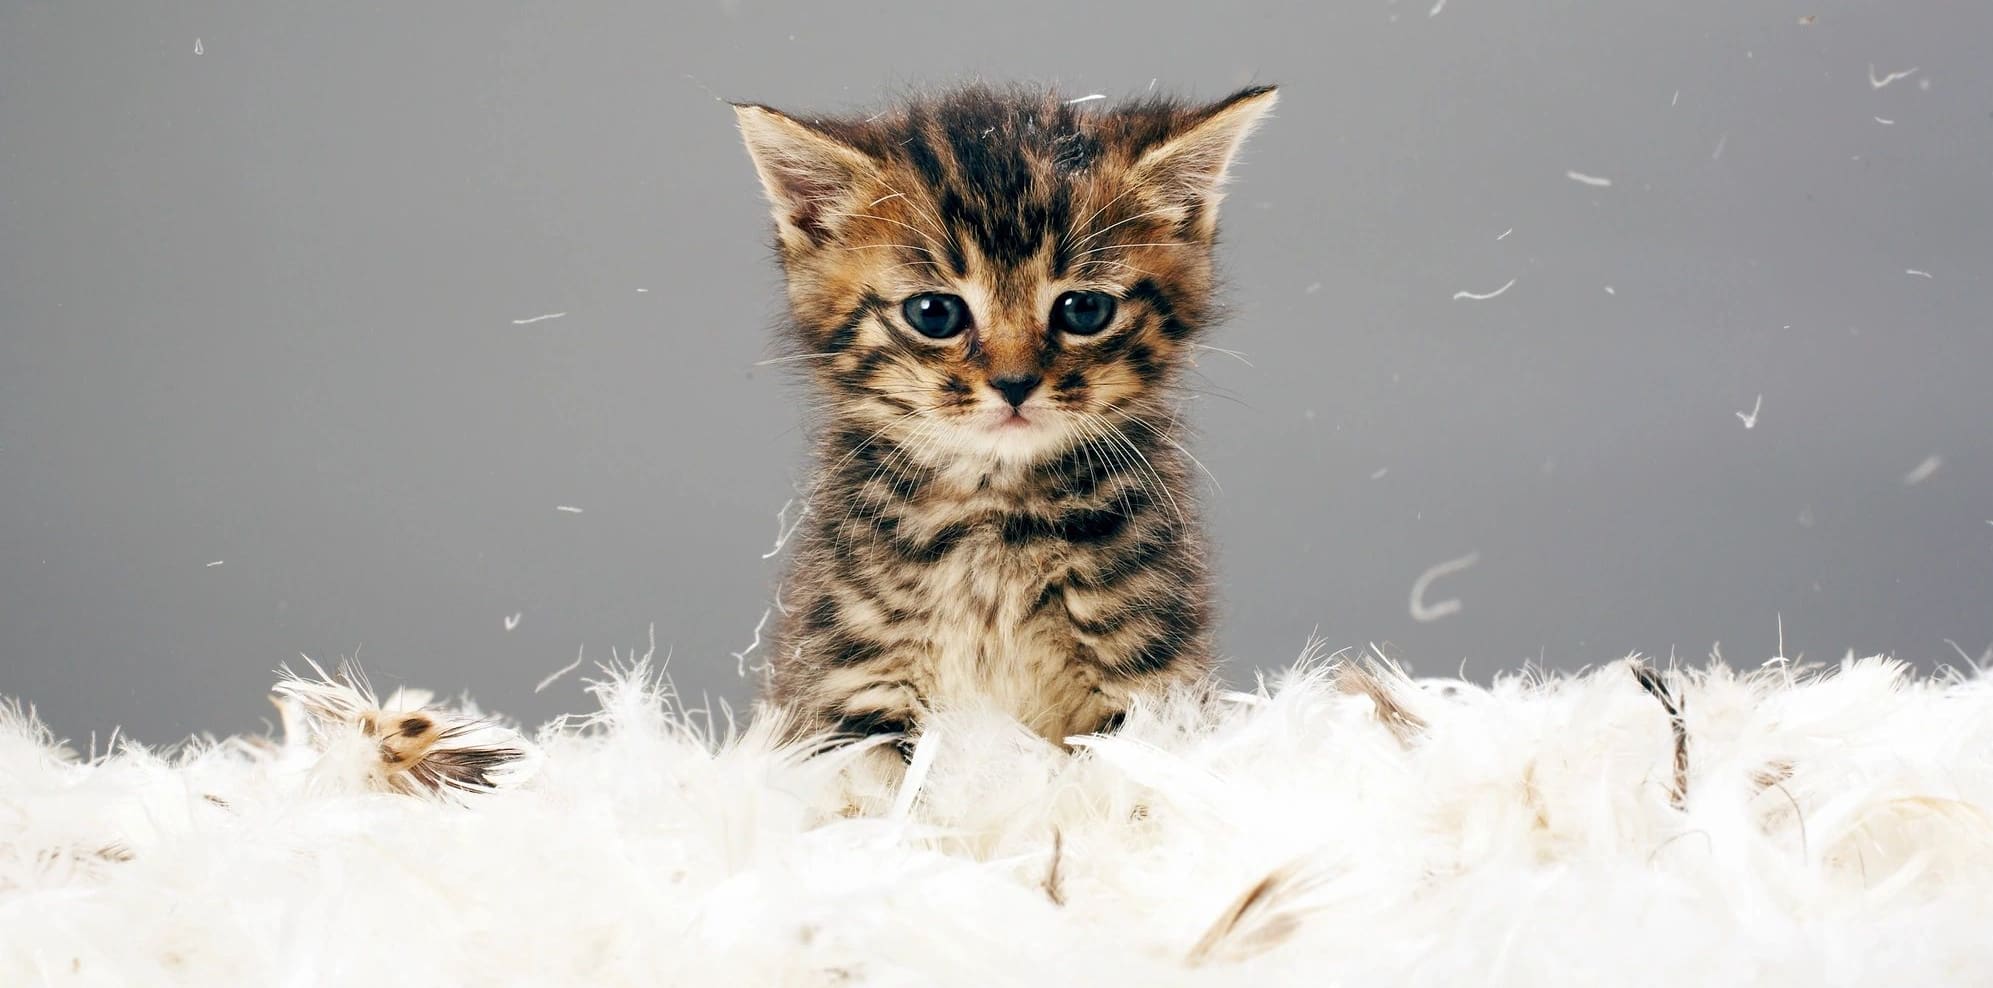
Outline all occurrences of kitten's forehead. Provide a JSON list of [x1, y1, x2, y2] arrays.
[[852, 88, 1151, 177], [818, 90, 1178, 269], [869, 94, 1103, 271]]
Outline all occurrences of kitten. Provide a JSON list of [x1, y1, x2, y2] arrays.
[[734, 84, 1276, 748]]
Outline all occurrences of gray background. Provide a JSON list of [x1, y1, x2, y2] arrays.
[[3, 1, 1988, 746]]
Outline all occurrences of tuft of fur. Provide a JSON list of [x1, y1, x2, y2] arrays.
[[734, 85, 1278, 747], [8, 653, 1993, 984]]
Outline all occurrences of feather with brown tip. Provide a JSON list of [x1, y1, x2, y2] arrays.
[[271, 660, 539, 797]]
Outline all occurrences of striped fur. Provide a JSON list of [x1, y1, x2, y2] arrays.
[[735, 84, 1277, 747]]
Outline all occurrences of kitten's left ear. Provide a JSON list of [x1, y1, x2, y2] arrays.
[[734, 103, 879, 250], [1132, 85, 1279, 227]]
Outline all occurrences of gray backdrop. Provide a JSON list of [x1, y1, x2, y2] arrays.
[[3, 1, 1989, 745]]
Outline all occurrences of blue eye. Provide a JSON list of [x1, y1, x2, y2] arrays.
[[901, 293, 970, 339], [1052, 291, 1116, 336]]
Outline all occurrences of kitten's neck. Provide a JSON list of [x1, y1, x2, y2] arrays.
[[809, 412, 1191, 516]]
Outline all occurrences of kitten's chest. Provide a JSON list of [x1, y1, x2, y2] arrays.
[[908, 518, 1078, 722], [916, 520, 1060, 638]]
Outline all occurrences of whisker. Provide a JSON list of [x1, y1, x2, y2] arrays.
[[877, 258, 948, 278], [817, 404, 931, 484], [1177, 373, 1258, 411], [1078, 410, 1186, 527], [1071, 258, 1162, 281], [1066, 414, 1129, 516], [1190, 343, 1255, 368], [838, 212, 950, 255], [1068, 241, 1189, 260], [835, 243, 936, 256], [1076, 420, 1140, 524], [1069, 206, 1184, 251], [754, 351, 842, 366], [1098, 412, 1183, 526], [1103, 403, 1223, 494], [1063, 185, 1142, 251], [837, 415, 940, 534], [1089, 361, 1255, 412], [880, 184, 956, 251]]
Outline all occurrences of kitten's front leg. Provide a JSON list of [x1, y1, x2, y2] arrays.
[[1040, 663, 1133, 746], [828, 707, 916, 759], [804, 676, 925, 760], [1088, 708, 1128, 736]]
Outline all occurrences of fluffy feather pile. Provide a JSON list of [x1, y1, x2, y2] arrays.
[[5, 649, 1993, 986]]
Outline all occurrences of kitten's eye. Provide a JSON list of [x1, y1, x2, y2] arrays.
[[1051, 291, 1117, 336], [901, 293, 970, 339]]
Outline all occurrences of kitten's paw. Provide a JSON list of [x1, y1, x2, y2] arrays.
[[1091, 709, 1128, 735], [829, 709, 918, 761]]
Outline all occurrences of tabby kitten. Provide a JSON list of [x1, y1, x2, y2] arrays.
[[735, 84, 1276, 748]]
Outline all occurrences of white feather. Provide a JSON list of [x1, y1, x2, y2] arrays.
[[5, 654, 1993, 983]]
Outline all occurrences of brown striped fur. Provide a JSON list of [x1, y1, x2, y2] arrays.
[[734, 84, 1277, 748]]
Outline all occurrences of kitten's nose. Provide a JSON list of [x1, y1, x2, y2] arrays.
[[989, 374, 1042, 409]]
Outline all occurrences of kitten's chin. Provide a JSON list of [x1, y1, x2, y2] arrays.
[[942, 411, 1072, 465]]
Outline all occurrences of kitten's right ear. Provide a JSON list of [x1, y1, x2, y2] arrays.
[[734, 103, 877, 250]]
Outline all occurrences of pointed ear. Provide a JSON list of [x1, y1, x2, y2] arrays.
[[1131, 86, 1278, 228], [734, 103, 878, 250]]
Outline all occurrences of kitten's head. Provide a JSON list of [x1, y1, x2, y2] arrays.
[[736, 85, 1276, 469]]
